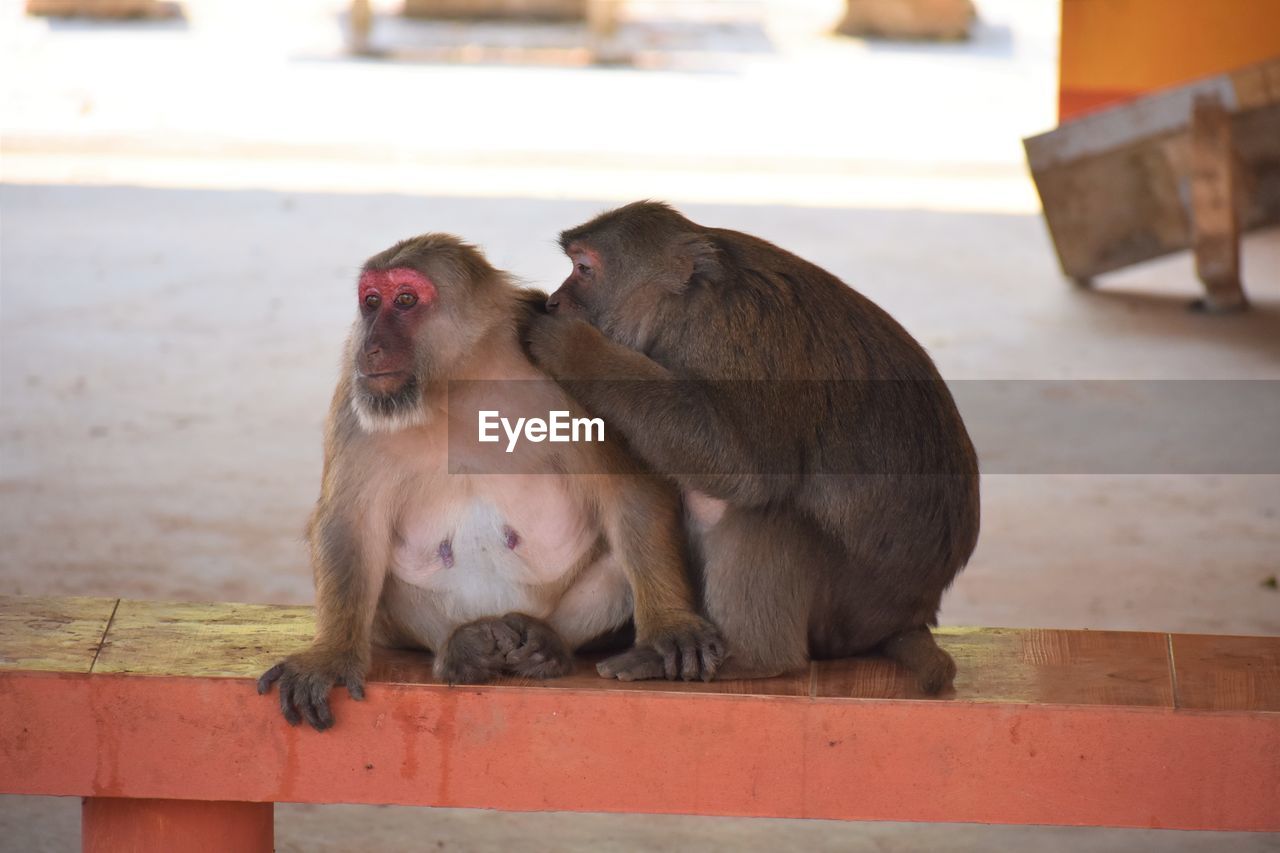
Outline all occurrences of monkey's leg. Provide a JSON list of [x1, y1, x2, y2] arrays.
[[436, 617, 523, 685], [258, 512, 389, 731], [696, 506, 816, 679], [498, 613, 575, 679], [807, 554, 959, 694]]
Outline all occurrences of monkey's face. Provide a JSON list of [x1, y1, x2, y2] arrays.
[[349, 236, 508, 433], [548, 240, 655, 346], [547, 242, 601, 321], [549, 238, 689, 352], [350, 265, 439, 432]]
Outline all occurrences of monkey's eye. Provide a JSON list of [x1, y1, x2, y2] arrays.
[[576, 262, 592, 276], [394, 292, 418, 308], [363, 293, 381, 309]]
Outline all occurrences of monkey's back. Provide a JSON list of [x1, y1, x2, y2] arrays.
[[658, 227, 980, 615]]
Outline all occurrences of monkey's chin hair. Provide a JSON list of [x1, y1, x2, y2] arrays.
[[351, 382, 429, 434]]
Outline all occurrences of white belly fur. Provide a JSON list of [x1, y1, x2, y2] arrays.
[[391, 498, 553, 619], [384, 472, 629, 650]]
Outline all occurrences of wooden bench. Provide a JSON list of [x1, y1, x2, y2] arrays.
[[1, 595, 1277, 851], [1023, 57, 1280, 312]]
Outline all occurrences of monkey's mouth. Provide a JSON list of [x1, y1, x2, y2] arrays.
[[359, 370, 412, 396]]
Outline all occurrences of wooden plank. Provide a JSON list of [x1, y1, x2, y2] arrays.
[[1032, 53, 1280, 175], [1, 670, 1276, 830], [1025, 56, 1280, 286], [1026, 72, 1244, 172], [93, 599, 315, 678], [816, 627, 1175, 707], [1189, 94, 1246, 311], [1171, 634, 1280, 712], [0, 595, 117, 673]]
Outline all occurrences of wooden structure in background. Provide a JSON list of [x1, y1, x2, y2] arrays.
[[1059, 0, 1280, 121], [403, 0, 587, 19], [349, 0, 623, 62], [835, 0, 976, 41], [1024, 58, 1280, 311], [2, 594, 1278, 851], [25, 0, 174, 16]]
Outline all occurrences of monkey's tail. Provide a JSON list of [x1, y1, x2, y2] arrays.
[[880, 626, 956, 694]]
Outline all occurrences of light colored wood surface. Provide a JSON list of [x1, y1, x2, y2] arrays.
[[4, 595, 1279, 711], [93, 599, 314, 678], [0, 595, 118, 673], [816, 626, 1176, 706]]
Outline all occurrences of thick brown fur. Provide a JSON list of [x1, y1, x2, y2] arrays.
[[259, 233, 722, 730], [528, 201, 979, 691]]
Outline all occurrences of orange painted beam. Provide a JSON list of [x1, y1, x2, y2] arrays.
[[82, 798, 272, 853], [1059, 0, 1280, 120], [2, 598, 1277, 832], [2, 669, 1278, 831]]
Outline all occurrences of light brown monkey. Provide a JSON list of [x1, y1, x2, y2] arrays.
[[259, 233, 722, 730], [528, 201, 980, 691]]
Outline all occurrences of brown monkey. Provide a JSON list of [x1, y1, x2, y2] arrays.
[[259, 233, 722, 730], [527, 201, 979, 691]]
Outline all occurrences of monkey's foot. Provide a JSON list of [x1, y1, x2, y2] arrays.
[[437, 617, 523, 684], [257, 649, 366, 732], [599, 618, 726, 682], [499, 612, 574, 679]]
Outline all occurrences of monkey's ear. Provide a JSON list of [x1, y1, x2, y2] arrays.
[[667, 236, 722, 292]]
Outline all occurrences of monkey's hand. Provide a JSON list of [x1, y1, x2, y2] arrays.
[[257, 648, 366, 732], [525, 313, 606, 381], [598, 614, 727, 682]]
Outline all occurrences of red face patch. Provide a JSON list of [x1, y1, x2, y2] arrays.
[[358, 267, 437, 307]]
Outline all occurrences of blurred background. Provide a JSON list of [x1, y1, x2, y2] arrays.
[[2, 0, 1278, 849]]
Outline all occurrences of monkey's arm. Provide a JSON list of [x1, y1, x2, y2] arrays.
[[258, 507, 390, 731], [528, 315, 775, 507]]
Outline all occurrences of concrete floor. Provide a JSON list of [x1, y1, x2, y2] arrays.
[[2, 0, 1279, 849]]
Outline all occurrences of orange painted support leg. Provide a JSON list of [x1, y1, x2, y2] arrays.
[[82, 797, 273, 853]]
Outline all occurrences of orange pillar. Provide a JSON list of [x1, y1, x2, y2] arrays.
[[1059, 0, 1280, 120], [82, 798, 273, 853]]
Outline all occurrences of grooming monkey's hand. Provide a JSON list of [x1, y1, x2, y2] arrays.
[[524, 313, 603, 380], [257, 648, 366, 732], [598, 614, 727, 682]]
